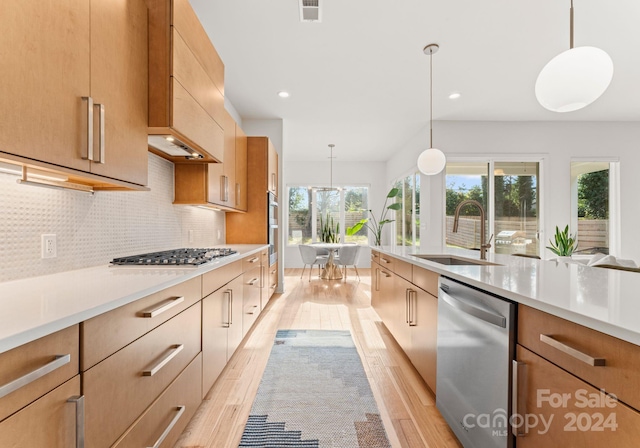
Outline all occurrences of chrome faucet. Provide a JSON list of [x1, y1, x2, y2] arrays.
[[452, 200, 494, 260]]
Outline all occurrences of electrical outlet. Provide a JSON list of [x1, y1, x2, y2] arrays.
[[188, 230, 194, 243], [41, 234, 57, 259]]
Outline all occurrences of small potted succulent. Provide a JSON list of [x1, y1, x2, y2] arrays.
[[547, 225, 578, 261]]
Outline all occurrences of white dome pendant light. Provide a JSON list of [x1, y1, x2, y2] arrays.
[[535, 0, 613, 113], [417, 44, 446, 176]]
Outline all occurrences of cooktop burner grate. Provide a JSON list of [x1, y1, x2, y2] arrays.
[[110, 248, 237, 266]]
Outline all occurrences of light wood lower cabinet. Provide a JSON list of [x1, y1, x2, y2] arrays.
[[0, 376, 81, 448], [407, 286, 438, 392], [268, 261, 279, 300], [112, 354, 202, 448], [0, 325, 79, 422], [514, 344, 640, 447], [83, 303, 201, 447], [202, 274, 243, 397], [243, 265, 262, 336]]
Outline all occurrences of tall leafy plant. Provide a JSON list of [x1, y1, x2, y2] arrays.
[[547, 225, 577, 256], [346, 187, 402, 246], [319, 213, 340, 243]]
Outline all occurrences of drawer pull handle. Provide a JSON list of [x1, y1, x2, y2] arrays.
[[141, 296, 185, 318], [540, 334, 606, 366], [143, 344, 184, 376], [248, 257, 259, 263], [380, 270, 391, 278], [0, 354, 71, 399], [247, 305, 259, 315], [512, 361, 527, 437], [270, 283, 277, 289], [247, 277, 259, 286], [67, 395, 85, 448], [380, 257, 390, 264], [147, 405, 185, 448]]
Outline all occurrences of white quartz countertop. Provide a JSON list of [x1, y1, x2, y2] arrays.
[[0, 245, 267, 354], [375, 246, 640, 346]]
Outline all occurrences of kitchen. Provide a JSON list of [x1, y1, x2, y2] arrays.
[[2, 0, 640, 447]]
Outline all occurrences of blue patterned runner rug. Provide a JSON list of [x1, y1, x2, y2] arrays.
[[238, 329, 391, 448]]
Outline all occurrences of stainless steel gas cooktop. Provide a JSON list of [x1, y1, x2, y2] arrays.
[[110, 248, 237, 266]]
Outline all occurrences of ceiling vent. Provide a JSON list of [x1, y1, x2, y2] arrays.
[[299, 0, 321, 22]]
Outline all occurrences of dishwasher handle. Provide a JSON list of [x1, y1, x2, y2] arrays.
[[440, 288, 507, 328]]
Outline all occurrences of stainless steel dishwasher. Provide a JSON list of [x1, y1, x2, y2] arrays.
[[436, 276, 516, 448]]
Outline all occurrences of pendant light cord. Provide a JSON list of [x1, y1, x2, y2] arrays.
[[569, 0, 574, 49], [429, 50, 433, 149]]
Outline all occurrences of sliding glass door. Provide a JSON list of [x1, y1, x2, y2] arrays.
[[445, 159, 541, 257]]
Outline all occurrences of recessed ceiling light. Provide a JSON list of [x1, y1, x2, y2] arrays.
[[278, 91, 290, 98], [448, 92, 461, 100]]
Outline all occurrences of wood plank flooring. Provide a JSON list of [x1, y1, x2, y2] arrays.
[[174, 268, 462, 448]]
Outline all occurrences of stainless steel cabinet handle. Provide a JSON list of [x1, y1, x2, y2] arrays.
[[229, 289, 234, 325], [224, 289, 232, 328], [95, 103, 105, 164], [405, 289, 410, 324], [220, 176, 226, 202], [224, 176, 229, 202], [147, 406, 185, 448], [440, 289, 507, 328], [248, 257, 259, 264], [375, 268, 380, 291], [380, 270, 391, 278], [67, 395, 85, 448], [512, 360, 527, 437], [247, 277, 259, 286], [270, 283, 277, 289], [142, 344, 184, 376], [380, 257, 390, 264], [0, 354, 71, 399], [409, 290, 417, 326], [140, 296, 184, 318], [540, 334, 606, 366], [260, 266, 265, 288], [82, 97, 93, 161], [247, 305, 259, 315]]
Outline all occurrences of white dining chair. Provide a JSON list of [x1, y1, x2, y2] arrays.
[[299, 244, 328, 282], [335, 245, 361, 281]]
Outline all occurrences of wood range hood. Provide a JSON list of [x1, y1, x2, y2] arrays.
[[147, 0, 226, 164]]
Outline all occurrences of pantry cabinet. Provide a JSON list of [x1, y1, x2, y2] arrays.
[[0, 0, 148, 188]]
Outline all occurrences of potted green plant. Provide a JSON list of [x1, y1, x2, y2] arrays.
[[346, 187, 402, 246], [547, 225, 578, 259], [319, 212, 340, 243]]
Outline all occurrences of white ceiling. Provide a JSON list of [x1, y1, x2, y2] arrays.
[[190, 0, 640, 162]]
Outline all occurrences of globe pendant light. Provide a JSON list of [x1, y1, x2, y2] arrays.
[[535, 0, 613, 113], [417, 44, 446, 176]]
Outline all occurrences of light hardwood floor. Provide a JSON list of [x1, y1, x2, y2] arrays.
[[174, 268, 462, 448]]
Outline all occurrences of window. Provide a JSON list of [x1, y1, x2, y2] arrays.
[[392, 172, 421, 247], [570, 161, 618, 255], [286, 185, 369, 245], [445, 160, 541, 257]]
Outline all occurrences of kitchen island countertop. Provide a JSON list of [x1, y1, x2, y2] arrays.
[[375, 246, 640, 346], [0, 245, 267, 354]]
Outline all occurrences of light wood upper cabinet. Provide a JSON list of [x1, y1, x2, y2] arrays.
[[0, 0, 148, 189], [206, 110, 237, 208], [235, 124, 248, 211], [148, 0, 225, 163]]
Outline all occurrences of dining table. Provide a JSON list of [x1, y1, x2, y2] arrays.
[[311, 243, 345, 280]]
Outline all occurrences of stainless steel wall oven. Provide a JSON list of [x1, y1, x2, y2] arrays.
[[268, 192, 278, 265]]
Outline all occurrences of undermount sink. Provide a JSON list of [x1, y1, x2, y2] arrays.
[[411, 254, 501, 266]]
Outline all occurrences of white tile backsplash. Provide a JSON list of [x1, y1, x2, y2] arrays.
[[0, 153, 225, 282]]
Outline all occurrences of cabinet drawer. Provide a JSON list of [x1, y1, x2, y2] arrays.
[[412, 265, 439, 297], [243, 266, 262, 336], [242, 253, 262, 273], [0, 376, 80, 447], [172, 28, 225, 127], [518, 304, 640, 411], [82, 277, 200, 370], [203, 260, 243, 298], [378, 254, 412, 280], [113, 354, 202, 448], [269, 262, 278, 297], [0, 325, 78, 422], [516, 345, 640, 447], [84, 304, 201, 448], [172, 78, 224, 162]]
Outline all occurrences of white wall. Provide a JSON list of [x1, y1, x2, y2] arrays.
[[284, 160, 387, 268], [394, 121, 640, 260]]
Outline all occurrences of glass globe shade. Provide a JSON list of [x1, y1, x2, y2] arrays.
[[535, 46, 613, 113], [417, 148, 446, 175]]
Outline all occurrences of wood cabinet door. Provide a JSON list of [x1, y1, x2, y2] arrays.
[[242, 266, 262, 337], [260, 250, 269, 309], [391, 274, 412, 353], [0, 376, 80, 448], [409, 287, 438, 392], [235, 124, 248, 211], [89, 0, 148, 185], [0, 0, 91, 172], [228, 275, 245, 361], [207, 109, 236, 207], [202, 284, 230, 396], [267, 140, 278, 196], [515, 344, 640, 447]]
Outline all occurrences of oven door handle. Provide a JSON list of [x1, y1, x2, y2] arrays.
[[440, 289, 506, 328]]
